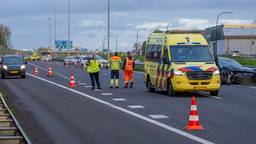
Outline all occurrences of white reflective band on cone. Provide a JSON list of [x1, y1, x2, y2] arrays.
[[191, 105, 197, 111], [189, 115, 199, 121]]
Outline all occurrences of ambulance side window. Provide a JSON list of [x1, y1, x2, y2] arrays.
[[162, 46, 169, 64], [146, 44, 153, 60], [163, 46, 168, 59], [152, 44, 162, 61]]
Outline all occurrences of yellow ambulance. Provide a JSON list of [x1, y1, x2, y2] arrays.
[[144, 31, 221, 96]]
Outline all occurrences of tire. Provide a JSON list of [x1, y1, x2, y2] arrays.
[[21, 74, 26, 79], [1, 73, 5, 79], [146, 76, 155, 92], [167, 80, 176, 97], [210, 90, 219, 96]]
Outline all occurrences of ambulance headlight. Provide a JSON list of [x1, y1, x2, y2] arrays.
[[174, 70, 184, 76], [21, 65, 26, 70], [3, 65, 8, 70]]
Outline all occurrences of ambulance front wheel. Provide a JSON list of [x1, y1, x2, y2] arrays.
[[167, 80, 177, 97], [146, 76, 155, 92]]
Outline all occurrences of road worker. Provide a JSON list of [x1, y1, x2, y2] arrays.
[[86, 54, 102, 90], [109, 52, 121, 88], [122, 51, 135, 88]]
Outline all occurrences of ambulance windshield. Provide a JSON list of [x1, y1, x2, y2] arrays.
[[170, 45, 213, 62]]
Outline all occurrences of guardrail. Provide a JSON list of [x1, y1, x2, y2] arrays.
[[0, 93, 31, 144]]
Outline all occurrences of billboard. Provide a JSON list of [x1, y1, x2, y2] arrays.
[[55, 40, 73, 51]]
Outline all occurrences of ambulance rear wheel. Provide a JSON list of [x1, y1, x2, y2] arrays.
[[167, 80, 176, 97], [146, 77, 155, 92]]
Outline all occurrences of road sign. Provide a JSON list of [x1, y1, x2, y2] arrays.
[[55, 40, 73, 51]]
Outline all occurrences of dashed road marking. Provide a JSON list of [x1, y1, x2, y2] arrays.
[[27, 73, 215, 144], [250, 87, 256, 89], [148, 114, 169, 119], [128, 105, 144, 109], [112, 98, 127, 101], [78, 83, 87, 85], [101, 93, 113, 96], [207, 96, 222, 100], [84, 86, 92, 88]]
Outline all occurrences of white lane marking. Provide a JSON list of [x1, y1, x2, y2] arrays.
[[207, 96, 222, 100], [149, 114, 169, 119], [250, 87, 256, 89], [128, 105, 144, 109], [84, 86, 92, 88], [101, 93, 113, 96], [112, 98, 127, 101], [27, 73, 214, 144], [78, 83, 87, 85]]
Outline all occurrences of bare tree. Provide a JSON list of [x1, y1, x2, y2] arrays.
[[0, 24, 12, 55]]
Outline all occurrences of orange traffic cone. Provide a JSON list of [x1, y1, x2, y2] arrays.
[[69, 74, 76, 88], [34, 67, 38, 76], [185, 96, 204, 130], [48, 67, 53, 77]]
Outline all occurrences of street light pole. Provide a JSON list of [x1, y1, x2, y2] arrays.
[[107, 0, 110, 60], [214, 11, 232, 65], [54, 8, 57, 51], [166, 20, 178, 32], [68, 0, 70, 42], [115, 33, 123, 52], [136, 29, 146, 55], [136, 30, 139, 54], [48, 18, 52, 49]]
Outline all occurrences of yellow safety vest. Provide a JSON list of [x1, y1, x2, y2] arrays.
[[87, 60, 100, 73]]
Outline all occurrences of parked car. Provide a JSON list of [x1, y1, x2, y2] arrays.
[[77, 55, 88, 66], [64, 56, 74, 65], [79, 55, 92, 69], [71, 56, 81, 66], [218, 57, 256, 84], [42, 55, 52, 62], [96, 55, 109, 69], [232, 50, 240, 57], [0, 55, 26, 79]]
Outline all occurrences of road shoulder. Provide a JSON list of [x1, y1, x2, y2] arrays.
[[0, 80, 55, 144]]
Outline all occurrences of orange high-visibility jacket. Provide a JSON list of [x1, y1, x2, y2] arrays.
[[122, 57, 135, 71]]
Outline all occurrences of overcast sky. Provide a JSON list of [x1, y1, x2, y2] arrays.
[[0, 0, 255, 51]]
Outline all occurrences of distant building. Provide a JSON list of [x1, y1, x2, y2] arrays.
[[204, 24, 256, 56]]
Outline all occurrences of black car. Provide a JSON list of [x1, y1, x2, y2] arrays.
[[0, 55, 26, 79], [218, 57, 256, 84]]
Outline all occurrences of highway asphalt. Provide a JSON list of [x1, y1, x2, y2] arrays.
[[0, 61, 256, 144]]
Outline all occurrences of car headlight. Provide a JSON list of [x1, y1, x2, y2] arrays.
[[3, 65, 8, 70], [174, 70, 184, 76], [213, 70, 220, 75], [21, 65, 26, 69]]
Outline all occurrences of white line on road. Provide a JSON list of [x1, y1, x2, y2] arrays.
[[84, 86, 92, 88], [78, 83, 87, 85], [250, 87, 256, 89], [148, 114, 169, 119], [128, 105, 145, 109], [112, 98, 127, 101], [27, 73, 215, 144], [207, 96, 222, 100], [101, 93, 113, 96]]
